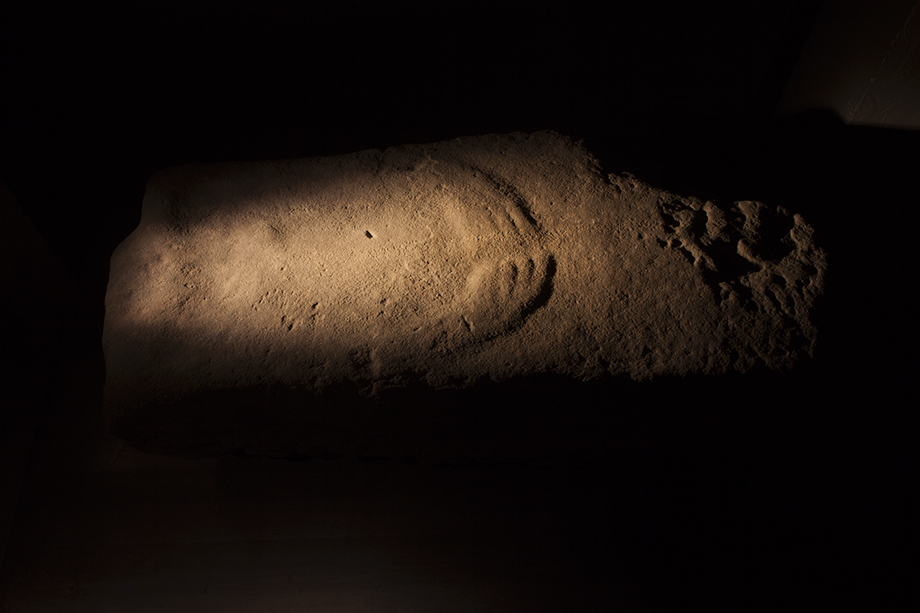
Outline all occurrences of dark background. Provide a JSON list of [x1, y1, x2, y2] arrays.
[[1, 0, 916, 610]]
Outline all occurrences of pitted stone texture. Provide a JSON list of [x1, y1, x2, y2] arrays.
[[103, 131, 825, 458]]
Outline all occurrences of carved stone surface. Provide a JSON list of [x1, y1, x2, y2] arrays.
[[103, 131, 825, 458]]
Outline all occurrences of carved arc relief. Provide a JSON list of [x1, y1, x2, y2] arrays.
[[446, 171, 555, 341]]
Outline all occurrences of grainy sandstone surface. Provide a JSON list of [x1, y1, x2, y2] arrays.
[[103, 131, 825, 458]]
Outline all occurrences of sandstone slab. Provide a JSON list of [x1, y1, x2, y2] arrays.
[[103, 131, 825, 458]]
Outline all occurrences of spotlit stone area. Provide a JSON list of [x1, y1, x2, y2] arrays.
[[103, 131, 825, 457]]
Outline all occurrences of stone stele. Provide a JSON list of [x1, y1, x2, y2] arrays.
[[103, 131, 826, 458]]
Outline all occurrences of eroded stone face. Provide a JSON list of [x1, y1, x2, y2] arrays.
[[103, 131, 825, 457]]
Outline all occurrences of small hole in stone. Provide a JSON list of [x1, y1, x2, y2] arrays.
[[365, 230, 373, 238]]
